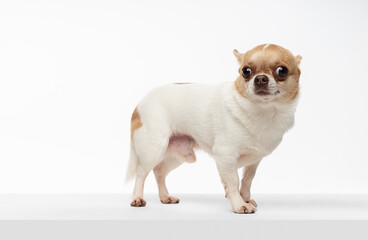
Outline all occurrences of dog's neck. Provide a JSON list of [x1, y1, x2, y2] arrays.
[[228, 84, 298, 139]]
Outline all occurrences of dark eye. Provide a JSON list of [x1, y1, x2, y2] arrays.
[[242, 67, 252, 79], [276, 66, 288, 78]]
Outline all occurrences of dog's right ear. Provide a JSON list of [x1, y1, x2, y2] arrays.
[[295, 55, 302, 65], [233, 49, 243, 64]]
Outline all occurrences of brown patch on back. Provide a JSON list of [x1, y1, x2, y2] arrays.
[[174, 82, 192, 84], [131, 107, 142, 139]]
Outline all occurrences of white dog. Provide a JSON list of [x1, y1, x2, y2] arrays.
[[126, 44, 302, 213]]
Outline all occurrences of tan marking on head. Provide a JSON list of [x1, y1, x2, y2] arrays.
[[174, 82, 192, 85], [131, 107, 142, 139], [281, 73, 300, 103], [233, 44, 302, 103], [234, 76, 248, 98]]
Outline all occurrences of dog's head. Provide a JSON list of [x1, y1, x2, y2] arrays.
[[233, 44, 302, 103]]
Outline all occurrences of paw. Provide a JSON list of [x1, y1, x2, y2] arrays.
[[130, 198, 146, 207], [241, 193, 258, 207], [160, 195, 180, 204], [245, 199, 258, 207], [233, 202, 257, 214]]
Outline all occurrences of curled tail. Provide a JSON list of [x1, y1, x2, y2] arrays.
[[125, 143, 138, 183]]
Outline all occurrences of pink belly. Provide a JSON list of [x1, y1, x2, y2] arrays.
[[168, 135, 196, 163]]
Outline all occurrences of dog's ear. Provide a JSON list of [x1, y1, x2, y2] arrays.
[[233, 49, 243, 64], [295, 55, 302, 65]]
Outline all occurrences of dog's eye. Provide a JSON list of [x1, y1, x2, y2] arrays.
[[242, 67, 252, 79], [276, 66, 288, 78]]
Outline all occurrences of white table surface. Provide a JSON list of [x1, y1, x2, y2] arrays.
[[1, 193, 367, 220], [0, 194, 367, 240]]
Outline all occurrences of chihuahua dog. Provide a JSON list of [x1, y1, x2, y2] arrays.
[[126, 44, 302, 213]]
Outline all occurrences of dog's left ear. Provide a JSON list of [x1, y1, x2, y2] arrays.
[[295, 55, 302, 65], [233, 49, 243, 64]]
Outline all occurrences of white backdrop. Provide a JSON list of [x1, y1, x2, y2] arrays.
[[0, 0, 367, 194]]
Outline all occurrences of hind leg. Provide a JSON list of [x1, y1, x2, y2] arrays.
[[130, 126, 170, 207], [130, 164, 150, 207], [153, 151, 183, 204]]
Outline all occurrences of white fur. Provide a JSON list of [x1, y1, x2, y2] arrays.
[[127, 82, 297, 212]]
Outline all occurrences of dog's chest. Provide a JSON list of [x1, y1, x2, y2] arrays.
[[233, 107, 294, 166], [234, 131, 282, 168], [239, 134, 282, 163]]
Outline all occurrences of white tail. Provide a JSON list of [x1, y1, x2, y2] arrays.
[[125, 143, 138, 183]]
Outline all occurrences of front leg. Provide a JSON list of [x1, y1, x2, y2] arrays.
[[240, 162, 260, 207], [215, 154, 257, 214]]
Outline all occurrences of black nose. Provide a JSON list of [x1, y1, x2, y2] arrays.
[[254, 75, 269, 87]]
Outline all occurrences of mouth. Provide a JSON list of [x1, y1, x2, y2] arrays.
[[255, 90, 280, 97], [256, 90, 270, 96]]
